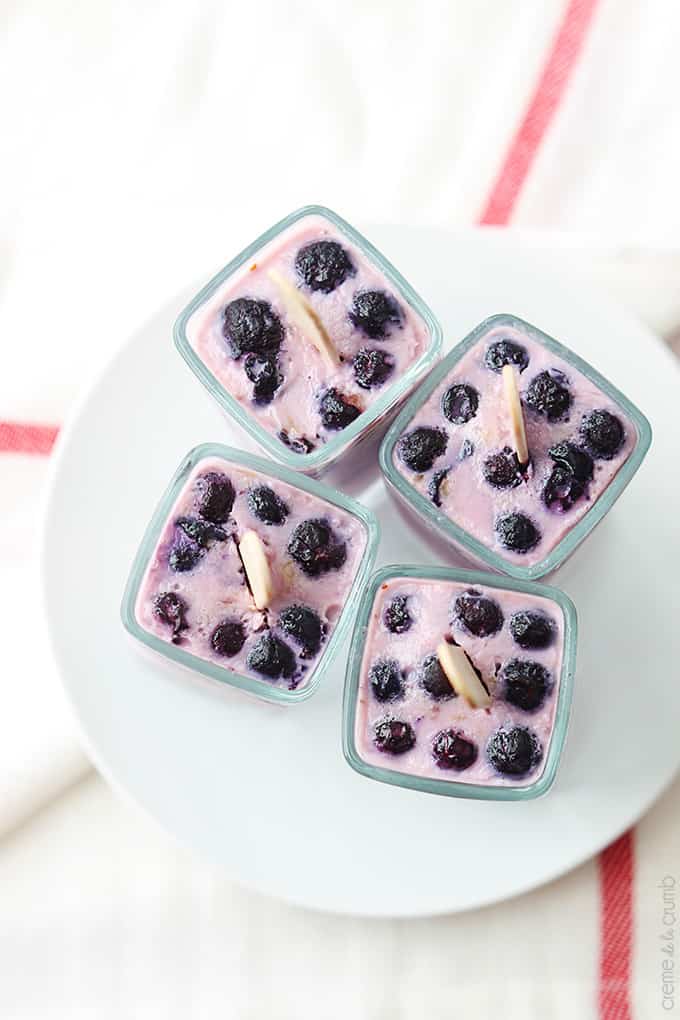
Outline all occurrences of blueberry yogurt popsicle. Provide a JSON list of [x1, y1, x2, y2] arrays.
[[394, 320, 637, 567], [184, 212, 431, 456], [354, 577, 567, 788], [135, 456, 367, 692]]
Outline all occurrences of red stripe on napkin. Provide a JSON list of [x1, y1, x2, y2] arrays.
[[599, 831, 634, 1020], [478, 0, 600, 226], [0, 422, 59, 455]]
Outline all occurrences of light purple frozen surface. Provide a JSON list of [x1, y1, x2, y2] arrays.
[[187, 214, 430, 452], [393, 323, 636, 567], [135, 456, 367, 691], [355, 577, 566, 787]]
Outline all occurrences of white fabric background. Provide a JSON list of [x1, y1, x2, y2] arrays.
[[2, 1, 680, 1017]]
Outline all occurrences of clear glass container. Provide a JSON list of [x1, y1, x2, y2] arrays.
[[174, 205, 442, 475], [342, 564, 577, 801], [121, 443, 379, 705], [379, 313, 652, 581]]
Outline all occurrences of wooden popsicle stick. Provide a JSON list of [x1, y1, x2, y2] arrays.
[[238, 530, 274, 611], [267, 268, 338, 369], [437, 642, 491, 709], [502, 364, 530, 467]]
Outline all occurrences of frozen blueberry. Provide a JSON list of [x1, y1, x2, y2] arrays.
[[349, 290, 402, 339], [397, 427, 448, 473], [441, 383, 479, 425], [278, 430, 315, 455], [319, 388, 361, 430], [244, 353, 283, 405], [369, 659, 405, 702], [278, 604, 324, 658], [210, 619, 246, 657], [427, 468, 450, 507], [153, 592, 188, 644], [353, 347, 394, 389], [247, 485, 289, 526], [168, 539, 202, 573], [459, 439, 474, 460], [501, 658, 551, 712], [542, 441, 594, 513], [453, 589, 503, 637], [525, 369, 572, 421], [176, 516, 227, 548], [373, 717, 416, 754], [509, 610, 555, 650], [549, 441, 594, 484], [495, 512, 541, 553], [483, 447, 523, 489], [287, 518, 347, 576], [246, 631, 296, 679], [419, 654, 455, 700], [222, 298, 283, 358], [383, 594, 413, 634], [195, 472, 235, 524], [432, 729, 478, 771], [580, 409, 625, 460], [295, 240, 355, 293], [484, 338, 529, 374], [486, 726, 543, 776]]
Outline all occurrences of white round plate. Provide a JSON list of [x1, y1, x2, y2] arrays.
[[42, 226, 680, 917]]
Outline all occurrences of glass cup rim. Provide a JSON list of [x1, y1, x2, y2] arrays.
[[379, 312, 653, 580], [173, 204, 443, 473], [120, 441, 380, 705], [342, 562, 578, 801]]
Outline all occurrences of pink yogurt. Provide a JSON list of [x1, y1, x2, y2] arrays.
[[135, 456, 367, 691], [186, 214, 430, 454], [355, 576, 566, 787], [393, 323, 637, 568]]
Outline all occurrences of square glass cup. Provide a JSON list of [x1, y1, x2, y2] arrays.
[[342, 564, 577, 801], [379, 313, 652, 580], [121, 443, 379, 705], [174, 205, 442, 475]]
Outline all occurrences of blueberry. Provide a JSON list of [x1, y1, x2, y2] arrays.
[[580, 409, 625, 460], [153, 592, 188, 643], [246, 631, 296, 679], [168, 539, 202, 573], [495, 513, 541, 553], [428, 468, 450, 507], [373, 717, 416, 754], [432, 729, 478, 771], [542, 441, 594, 513], [383, 595, 413, 634], [353, 347, 394, 389], [278, 604, 324, 658], [349, 290, 402, 339], [246, 485, 289, 526], [441, 383, 479, 425], [223, 298, 283, 358], [453, 589, 503, 637], [295, 240, 354, 293], [419, 654, 455, 700], [548, 441, 594, 484], [210, 619, 246, 657], [397, 427, 448, 473], [525, 370, 572, 421], [459, 439, 474, 460], [244, 353, 283, 405], [176, 516, 228, 548], [483, 447, 523, 489], [195, 472, 235, 524], [509, 610, 555, 650], [287, 518, 347, 576], [501, 659, 551, 711], [484, 338, 529, 374], [278, 430, 315, 455], [369, 659, 405, 702], [486, 726, 543, 776], [319, 388, 361, 430]]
